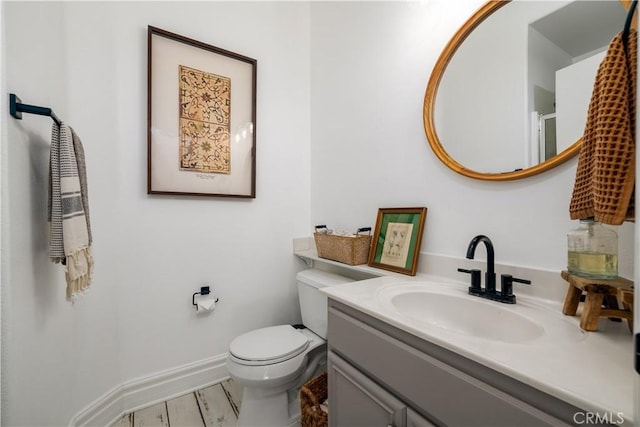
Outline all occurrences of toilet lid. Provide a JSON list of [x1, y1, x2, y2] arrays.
[[229, 325, 310, 364]]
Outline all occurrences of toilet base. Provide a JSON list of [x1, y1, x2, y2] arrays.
[[235, 349, 326, 427], [229, 327, 327, 427]]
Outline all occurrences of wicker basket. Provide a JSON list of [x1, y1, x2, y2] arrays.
[[313, 226, 371, 266], [300, 372, 328, 427]]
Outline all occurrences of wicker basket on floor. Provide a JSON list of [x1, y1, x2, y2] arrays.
[[300, 372, 328, 427]]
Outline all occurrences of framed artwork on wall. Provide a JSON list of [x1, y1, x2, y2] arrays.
[[368, 207, 427, 276], [147, 26, 257, 198]]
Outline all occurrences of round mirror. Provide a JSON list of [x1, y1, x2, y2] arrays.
[[423, 0, 628, 181]]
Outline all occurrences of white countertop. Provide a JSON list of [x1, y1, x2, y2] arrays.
[[319, 273, 635, 425]]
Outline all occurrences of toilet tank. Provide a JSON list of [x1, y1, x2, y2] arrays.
[[296, 269, 354, 339]]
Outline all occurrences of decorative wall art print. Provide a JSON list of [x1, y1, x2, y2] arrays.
[[148, 26, 257, 198], [368, 207, 427, 276], [179, 65, 231, 174]]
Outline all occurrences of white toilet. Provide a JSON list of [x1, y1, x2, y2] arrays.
[[226, 269, 354, 427]]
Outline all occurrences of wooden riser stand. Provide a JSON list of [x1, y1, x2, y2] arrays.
[[561, 270, 634, 332]]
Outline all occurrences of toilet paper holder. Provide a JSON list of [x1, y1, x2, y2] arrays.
[[192, 286, 219, 309]]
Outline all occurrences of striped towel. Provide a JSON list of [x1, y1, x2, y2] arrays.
[[49, 123, 93, 300]]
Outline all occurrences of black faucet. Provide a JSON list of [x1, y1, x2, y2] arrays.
[[458, 235, 531, 304], [465, 235, 496, 293]]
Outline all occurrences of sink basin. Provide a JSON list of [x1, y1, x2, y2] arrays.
[[377, 282, 584, 344], [388, 290, 543, 343]]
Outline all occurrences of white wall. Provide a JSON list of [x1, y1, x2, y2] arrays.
[[2, 2, 311, 425], [3, 3, 115, 425], [310, 1, 635, 277]]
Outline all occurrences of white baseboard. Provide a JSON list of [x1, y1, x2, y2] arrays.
[[69, 353, 230, 427]]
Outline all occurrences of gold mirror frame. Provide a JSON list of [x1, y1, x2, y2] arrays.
[[423, 1, 582, 181]]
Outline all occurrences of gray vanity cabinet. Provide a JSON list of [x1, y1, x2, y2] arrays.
[[327, 300, 582, 427]]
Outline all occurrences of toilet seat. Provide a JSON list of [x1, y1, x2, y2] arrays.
[[229, 325, 310, 366]]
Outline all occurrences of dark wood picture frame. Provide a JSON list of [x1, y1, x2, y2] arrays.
[[368, 207, 427, 276], [147, 26, 257, 198]]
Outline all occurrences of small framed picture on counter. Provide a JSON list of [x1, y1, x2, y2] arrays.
[[368, 207, 427, 276]]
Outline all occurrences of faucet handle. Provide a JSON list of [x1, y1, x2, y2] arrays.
[[500, 274, 531, 298], [458, 268, 482, 293]]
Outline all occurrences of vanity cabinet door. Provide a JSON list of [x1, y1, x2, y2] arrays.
[[328, 352, 406, 427], [407, 409, 436, 427]]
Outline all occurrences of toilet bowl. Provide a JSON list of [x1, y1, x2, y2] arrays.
[[226, 269, 354, 427]]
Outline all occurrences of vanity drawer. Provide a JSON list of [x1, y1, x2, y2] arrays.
[[328, 302, 576, 426]]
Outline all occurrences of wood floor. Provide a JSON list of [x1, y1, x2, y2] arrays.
[[112, 379, 242, 427]]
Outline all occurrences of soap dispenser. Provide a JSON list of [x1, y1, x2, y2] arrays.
[[567, 218, 618, 279]]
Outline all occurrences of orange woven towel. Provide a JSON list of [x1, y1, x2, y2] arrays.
[[569, 30, 636, 225]]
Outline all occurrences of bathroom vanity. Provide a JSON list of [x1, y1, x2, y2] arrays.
[[328, 299, 579, 426], [293, 239, 634, 426], [316, 273, 634, 427]]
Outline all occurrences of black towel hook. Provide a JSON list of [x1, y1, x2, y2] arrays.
[[9, 93, 61, 126]]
